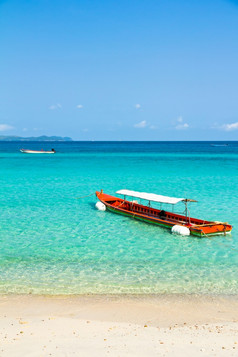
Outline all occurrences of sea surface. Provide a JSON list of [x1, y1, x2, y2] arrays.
[[0, 141, 237, 295]]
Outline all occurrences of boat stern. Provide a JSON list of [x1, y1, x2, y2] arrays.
[[190, 223, 232, 237]]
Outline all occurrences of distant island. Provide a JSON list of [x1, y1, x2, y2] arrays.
[[0, 135, 73, 141]]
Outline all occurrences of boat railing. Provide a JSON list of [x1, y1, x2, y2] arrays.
[[110, 197, 215, 226]]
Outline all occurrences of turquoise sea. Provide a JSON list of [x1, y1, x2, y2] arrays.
[[0, 141, 237, 295]]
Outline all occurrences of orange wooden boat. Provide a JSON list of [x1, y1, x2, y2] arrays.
[[96, 189, 232, 237]]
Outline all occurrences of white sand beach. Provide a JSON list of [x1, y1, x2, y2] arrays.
[[0, 294, 238, 356]]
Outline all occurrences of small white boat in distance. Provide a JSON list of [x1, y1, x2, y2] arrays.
[[20, 148, 56, 154]]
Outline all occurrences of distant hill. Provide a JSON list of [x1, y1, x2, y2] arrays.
[[0, 135, 73, 141]]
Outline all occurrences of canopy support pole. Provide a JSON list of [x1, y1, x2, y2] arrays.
[[184, 201, 190, 224]]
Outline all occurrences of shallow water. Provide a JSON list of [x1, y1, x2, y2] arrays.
[[0, 141, 237, 295]]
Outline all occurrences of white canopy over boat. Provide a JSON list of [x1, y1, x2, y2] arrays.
[[116, 189, 194, 205]]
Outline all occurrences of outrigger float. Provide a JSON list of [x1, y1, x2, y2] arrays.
[[95, 190, 232, 237]]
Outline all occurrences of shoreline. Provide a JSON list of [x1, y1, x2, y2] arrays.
[[1, 293, 238, 356], [1, 293, 238, 327], [1, 292, 238, 302]]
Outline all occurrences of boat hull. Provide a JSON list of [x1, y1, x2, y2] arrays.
[[20, 150, 55, 154], [96, 191, 232, 237]]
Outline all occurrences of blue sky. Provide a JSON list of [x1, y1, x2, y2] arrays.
[[0, 0, 238, 140]]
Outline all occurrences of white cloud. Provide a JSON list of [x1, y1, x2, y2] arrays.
[[76, 104, 83, 109], [174, 116, 189, 130], [134, 120, 147, 128], [222, 122, 238, 131], [175, 123, 189, 130], [135, 104, 141, 109], [149, 125, 157, 130], [0, 124, 14, 131], [49, 103, 62, 110], [22, 128, 28, 132]]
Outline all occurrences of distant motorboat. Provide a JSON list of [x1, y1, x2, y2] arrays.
[[210, 144, 228, 147], [20, 148, 56, 154]]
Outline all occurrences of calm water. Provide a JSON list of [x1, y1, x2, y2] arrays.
[[0, 141, 237, 295]]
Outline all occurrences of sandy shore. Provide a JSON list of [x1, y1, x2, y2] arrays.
[[0, 294, 238, 356]]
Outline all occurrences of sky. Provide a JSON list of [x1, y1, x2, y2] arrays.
[[0, 0, 238, 140]]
